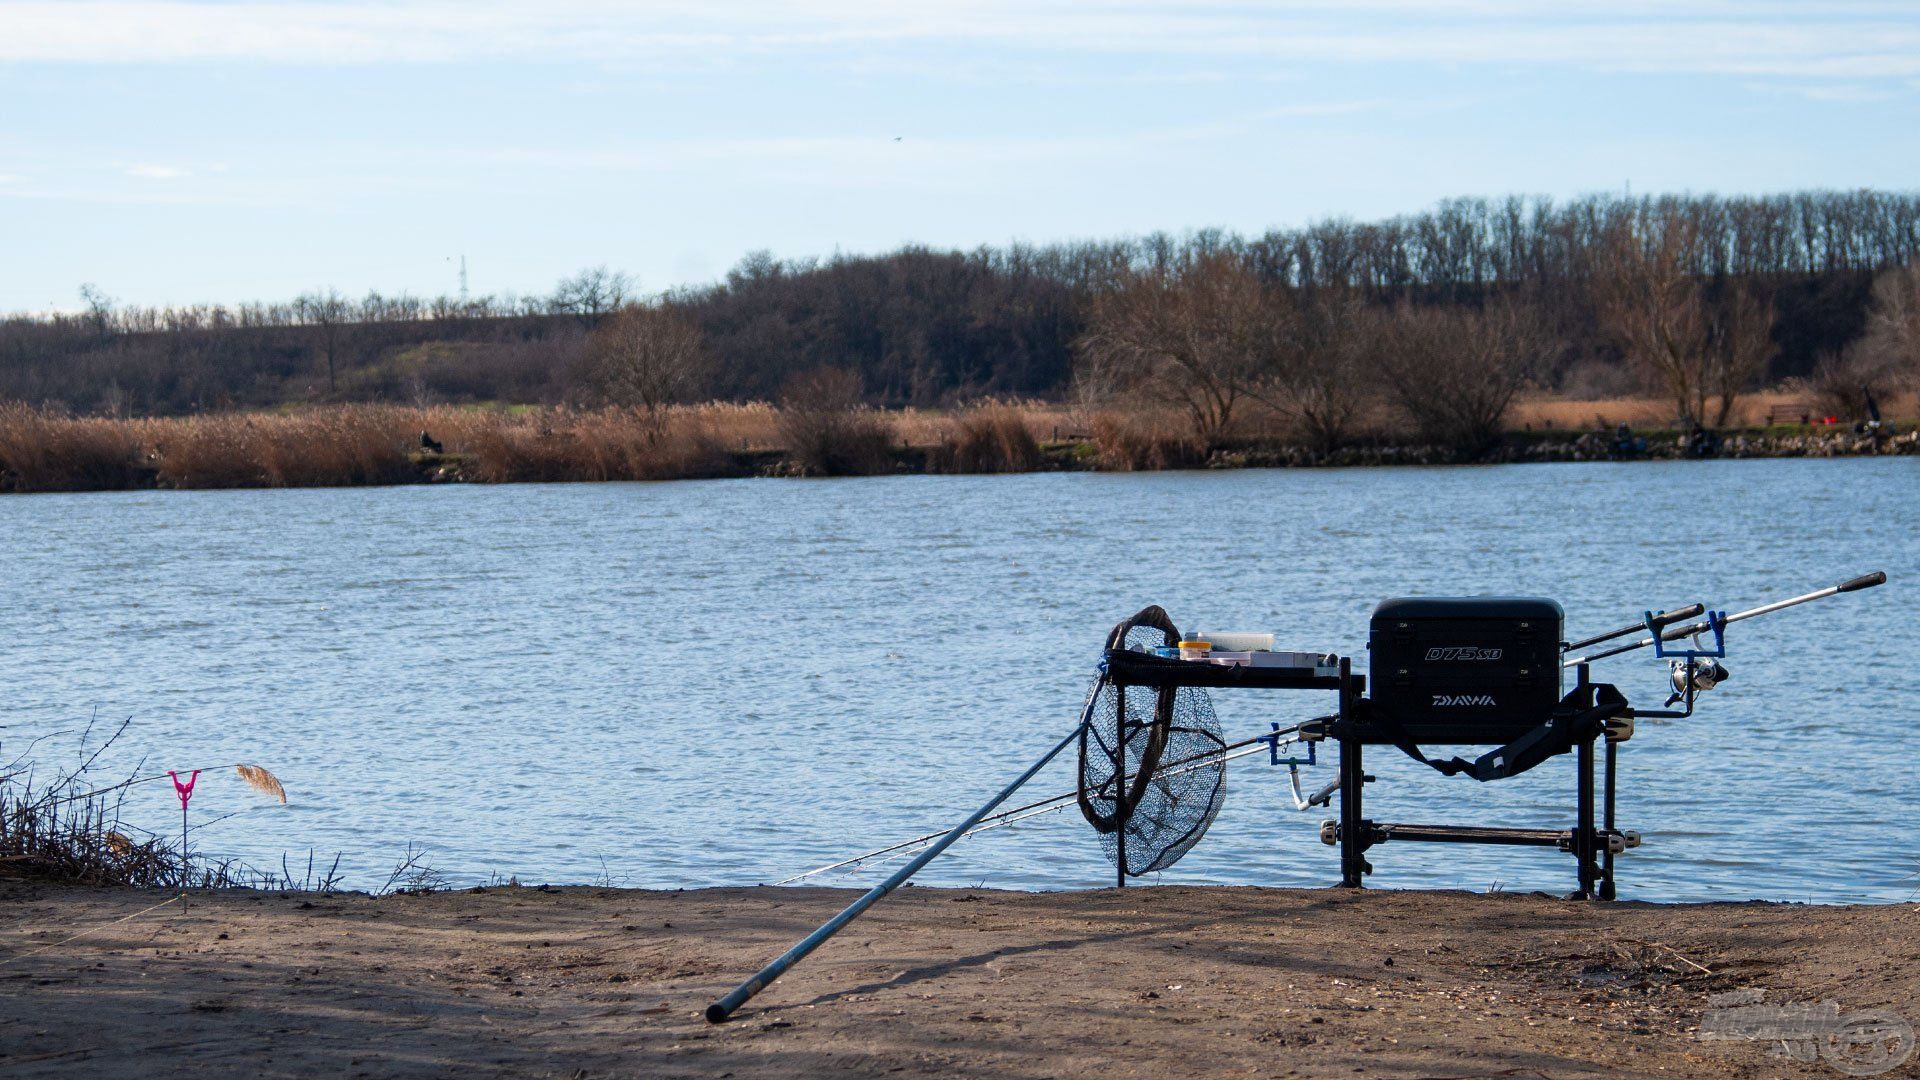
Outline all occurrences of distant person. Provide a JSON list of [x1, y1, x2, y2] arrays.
[[420, 431, 444, 454], [1610, 422, 1644, 460], [1855, 385, 1891, 444], [1686, 422, 1721, 459]]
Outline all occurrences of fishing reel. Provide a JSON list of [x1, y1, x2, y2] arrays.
[[1643, 607, 1728, 711], [1666, 657, 1731, 707]]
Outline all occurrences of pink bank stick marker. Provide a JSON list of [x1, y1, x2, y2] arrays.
[[168, 770, 200, 809], [168, 770, 201, 909]]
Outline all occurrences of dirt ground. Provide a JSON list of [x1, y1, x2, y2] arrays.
[[1, 881, 1915, 1078]]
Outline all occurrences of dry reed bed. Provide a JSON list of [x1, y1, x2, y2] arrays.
[[0, 401, 1060, 490], [0, 404, 787, 491], [1, 395, 1913, 493]]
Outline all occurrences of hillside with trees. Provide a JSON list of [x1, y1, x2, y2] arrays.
[[4, 191, 1916, 449]]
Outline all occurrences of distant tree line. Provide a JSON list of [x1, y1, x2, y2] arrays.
[[2, 190, 1916, 430]]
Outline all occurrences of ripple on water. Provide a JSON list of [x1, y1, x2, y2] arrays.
[[0, 459, 1914, 900]]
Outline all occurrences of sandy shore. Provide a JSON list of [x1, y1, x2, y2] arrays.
[[1, 880, 1915, 1078]]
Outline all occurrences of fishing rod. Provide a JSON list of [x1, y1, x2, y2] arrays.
[[771, 722, 1313, 883], [711, 666, 1316, 1024], [706, 704, 1094, 1023], [780, 738, 1282, 885], [1563, 604, 1703, 654], [1563, 571, 1885, 667]]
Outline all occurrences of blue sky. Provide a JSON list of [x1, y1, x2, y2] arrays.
[[3, 1, 1918, 310]]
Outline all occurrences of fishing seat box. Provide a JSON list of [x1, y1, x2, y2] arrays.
[[1363, 597, 1564, 745]]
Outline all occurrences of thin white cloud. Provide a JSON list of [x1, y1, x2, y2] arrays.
[[0, 97, 1417, 208], [0, 173, 18, 184], [1744, 80, 1897, 103], [1, 2, 1918, 80], [0, 186, 275, 206], [460, 99, 1405, 174]]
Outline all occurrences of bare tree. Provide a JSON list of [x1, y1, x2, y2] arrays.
[[1703, 282, 1775, 427], [550, 266, 634, 327], [1856, 263, 1920, 386], [1073, 252, 1284, 447], [1591, 215, 1713, 426], [12, 191, 1920, 421], [294, 289, 351, 396], [1807, 264, 1920, 419], [572, 303, 711, 427], [1259, 290, 1374, 454], [1590, 212, 1777, 427], [78, 283, 116, 341], [1371, 300, 1553, 455]]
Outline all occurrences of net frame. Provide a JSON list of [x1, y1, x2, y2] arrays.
[[1077, 606, 1177, 836], [1076, 605, 1229, 877]]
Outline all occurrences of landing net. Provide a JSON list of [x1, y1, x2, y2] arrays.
[[1077, 606, 1228, 876]]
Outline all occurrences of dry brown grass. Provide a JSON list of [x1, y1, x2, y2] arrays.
[[3, 388, 1913, 493], [1502, 388, 1913, 431], [144, 406, 419, 488], [0, 403, 776, 490], [891, 401, 1082, 448], [0, 403, 148, 492], [458, 409, 735, 483], [234, 765, 287, 805], [776, 368, 897, 477], [1088, 410, 1208, 470], [930, 402, 1046, 473]]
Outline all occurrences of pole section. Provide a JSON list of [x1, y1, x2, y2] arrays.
[[705, 721, 1086, 1023], [1564, 572, 1884, 666], [774, 731, 1287, 886]]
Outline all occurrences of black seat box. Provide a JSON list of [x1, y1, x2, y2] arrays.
[[1365, 596, 1564, 744]]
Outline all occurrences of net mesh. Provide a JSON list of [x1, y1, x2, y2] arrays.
[[1089, 681, 1226, 875], [1077, 606, 1229, 876], [1119, 623, 1167, 654]]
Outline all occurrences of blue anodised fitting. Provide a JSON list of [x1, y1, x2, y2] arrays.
[[1263, 721, 1317, 767], [1647, 608, 1727, 661]]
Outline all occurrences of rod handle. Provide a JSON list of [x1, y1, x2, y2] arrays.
[[1651, 603, 1706, 627], [1562, 603, 1704, 653], [1837, 571, 1886, 593]]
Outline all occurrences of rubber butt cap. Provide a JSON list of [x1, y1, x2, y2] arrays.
[[1839, 571, 1887, 593]]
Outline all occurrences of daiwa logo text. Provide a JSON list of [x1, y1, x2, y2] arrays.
[[1425, 647, 1503, 661], [1432, 694, 1498, 707]]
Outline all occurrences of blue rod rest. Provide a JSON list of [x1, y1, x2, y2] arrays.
[[1263, 721, 1316, 767], [1647, 608, 1727, 661]]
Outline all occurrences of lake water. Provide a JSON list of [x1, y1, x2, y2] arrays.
[[3, 459, 1914, 903]]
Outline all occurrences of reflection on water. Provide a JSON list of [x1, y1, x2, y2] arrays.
[[2, 458, 1914, 902]]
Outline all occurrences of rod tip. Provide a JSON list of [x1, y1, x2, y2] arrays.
[[704, 1003, 732, 1024]]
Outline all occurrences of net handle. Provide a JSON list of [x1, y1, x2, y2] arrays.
[[1081, 606, 1182, 834], [1104, 604, 1180, 652]]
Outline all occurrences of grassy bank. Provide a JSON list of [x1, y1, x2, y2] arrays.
[[0, 396, 1913, 493]]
